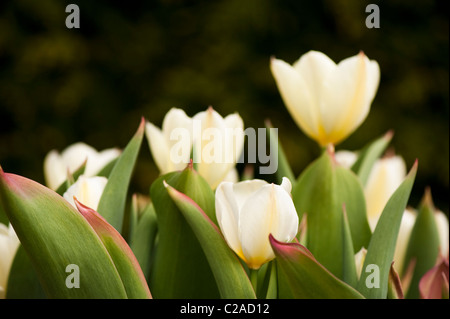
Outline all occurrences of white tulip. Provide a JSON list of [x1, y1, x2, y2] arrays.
[[63, 175, 108, 211], [271, 50, 380, 146], [0, 223, 20, 299], [146, 107, 244, 189], [44, 142, 120, 190], [215, 177, 299, 269], [364, 155, 407, 230], [434, 210, 449, 257], [393, 209, 417, 276], [334, 150, 358, 169]]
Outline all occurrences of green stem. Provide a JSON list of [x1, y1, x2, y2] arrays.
[[250, 268, 258, 296]]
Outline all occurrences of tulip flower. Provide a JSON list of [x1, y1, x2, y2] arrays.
[[215, 177, 299, 269], [146, 107, 244, 189], [364, 155, 407, 230], [44, 142, 120, 190], [63, 175, 108, 210], [270, 50, 380, 146], [0, 223, 20, 299]]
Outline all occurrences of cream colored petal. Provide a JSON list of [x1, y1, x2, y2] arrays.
[[215, 182, 244, 259], [232, 179, 268, 211], [393, 209, 417, 276], [239, 182, 298, 269], [335, 150, 358, 169], [60, 142, 97, 173], [63, 175, 108, 210], [43, 150, 67, 190], [320, 52, 379, 144], [354, 247, 367, 279], [0, 224, 19, 297], [435, 211, 449, 256], [223, 113, 245, 163], [85, 148, 121, 177], [222, 167, 239, 183], [145, 121, 171, 174], [365, 156, 407, 230], [270, 58, 319, 140]]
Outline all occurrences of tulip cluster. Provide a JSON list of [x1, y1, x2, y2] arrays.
[[0, 50, 448, 300]]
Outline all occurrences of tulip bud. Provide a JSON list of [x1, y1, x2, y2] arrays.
[[215, 177, 299, 269], [63, 175, 108, 211], [271, 50, 380, 146], [44, 142, 120, 190], [146, 107, 244, 189], [0, 223, 20, 299]]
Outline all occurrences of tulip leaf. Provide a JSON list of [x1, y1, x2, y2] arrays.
[[149, 166, 220, 298], [292, 147, 371, 279], [270, 235, 364, 299], [351, 130, 393, 186], [342, 207, 358, 288], [403, 189, 441, 299], [75, 200, 151, 299], [165, 181, 256, 299], [97, 118, 145, 232], [356, 160, 417, 299], [6, 245, 46, 299], [265, 120, 296, 185], [0, 168, 129, 298], [129, 200, 158, 281]]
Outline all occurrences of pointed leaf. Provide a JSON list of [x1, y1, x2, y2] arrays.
[[292, 147, 371, 279], [388, 262, 404, 299], [419, 257, 449, 299], [403, 189, 441, 298], [6, 245, 46, 299], [270, 235, 364, 299], [165, 181, 256, 299], [351, 130, 393, 186], [149, 167, 220, 298], [342, 206, 358, 288], [0, 168, 128, 298], [97, 118, 145, 232], [75, 199, 151, 299], [357, 160, 418, 299]]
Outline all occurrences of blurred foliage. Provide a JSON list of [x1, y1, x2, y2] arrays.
[[0, 0, 448, 212]]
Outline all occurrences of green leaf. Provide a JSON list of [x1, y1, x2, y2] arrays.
[[270, 235, 364, 299], [265, 120, 296, 184], [291, 147, 371, 279], [129, 198, 158, 281], [403, 189, 441, 299], [342, 206, 358, 288], [351, 130, 393, 186], [149, 166, 220, 298], [165, 181, 256, 299], [97, 118, 145, 232], [356, 160, 418, 299], [75, 200, 151, 299], [6, 245, 46, 299], [0, 168, 128, 298]]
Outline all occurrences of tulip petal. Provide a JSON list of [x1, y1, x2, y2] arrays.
[[145, 121, 170, 173], [239, 181, 298, 269], [270, 57, 319, 140]]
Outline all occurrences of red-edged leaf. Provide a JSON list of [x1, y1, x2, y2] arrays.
[[419, 257, 449, 299]]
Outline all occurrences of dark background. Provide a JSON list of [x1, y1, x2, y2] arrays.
[[0, 0, 448, 212]]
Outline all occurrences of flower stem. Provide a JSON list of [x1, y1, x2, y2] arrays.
[[250, 268, 258, 295]]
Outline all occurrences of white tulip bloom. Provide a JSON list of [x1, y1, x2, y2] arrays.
[[44, 142, 120, 190], [434, 210, 449, 257], [63, 175, 108, 211], [0, 223, 20, 299], [146, 107, 244, 189], [271, 50, 380, 146], [215, 177, 299, 269], [364, 155, 407, 230]]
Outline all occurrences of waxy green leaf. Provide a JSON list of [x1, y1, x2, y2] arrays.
[[270, 235, 364, 299], [292, 147, 371, 279], [403, 189, 441, 299], [351, 130, 393, 186], [75, 200, 151, 299], [165, 181, 256, 299], [149, 166, 220, 298], [357, 160, 417, 299], [97, 118, 145, 233], [0, 168, 128, 298]]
